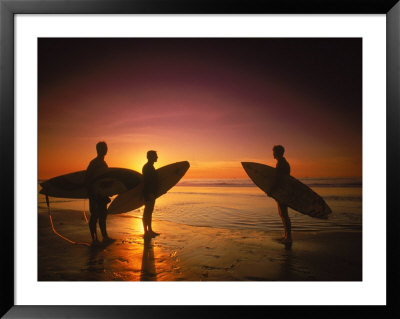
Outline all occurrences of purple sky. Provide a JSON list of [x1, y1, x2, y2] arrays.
[[38, 38, 362, 179]]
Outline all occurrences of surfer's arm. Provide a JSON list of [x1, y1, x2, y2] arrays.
[[268, 160, 289, 196], [85, 162, 95, 188], [85, 159, 108, 195], [143, 165, 158, 198]]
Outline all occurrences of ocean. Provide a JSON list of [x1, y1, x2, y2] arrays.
[[38, 178, 362, 233]]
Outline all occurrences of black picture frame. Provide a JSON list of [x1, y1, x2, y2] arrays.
[[1, 0, 399, 318]]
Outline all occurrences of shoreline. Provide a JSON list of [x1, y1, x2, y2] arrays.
[[38, 208, 362, 281]]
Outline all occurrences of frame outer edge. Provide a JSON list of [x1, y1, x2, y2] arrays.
[[0, 0, 15, 317], [1, 0, 400, 318], [387, 1, 400, 315]]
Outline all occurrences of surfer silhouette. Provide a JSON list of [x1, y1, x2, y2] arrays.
[[267, 145, 292, 243], [142, 150, 160, 237], [85, 141, 112, 244]]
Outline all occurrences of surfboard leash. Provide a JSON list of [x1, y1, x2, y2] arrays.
[[45, 195, 90, 247]]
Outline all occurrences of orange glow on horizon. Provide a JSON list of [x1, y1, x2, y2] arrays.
[[38, 147, 361, 180]]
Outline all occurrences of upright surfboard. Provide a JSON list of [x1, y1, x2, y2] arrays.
[[108, 161, 190, 214], [39, 168, 142, 199], [241, 162, 332, 219]]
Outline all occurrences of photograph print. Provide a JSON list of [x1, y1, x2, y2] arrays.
[[38, 38, 362, 281]]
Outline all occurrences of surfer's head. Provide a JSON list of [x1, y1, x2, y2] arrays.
[[273, 145, 285, 159], [96, 141, 108, 157], [147, 150, 158, 163]]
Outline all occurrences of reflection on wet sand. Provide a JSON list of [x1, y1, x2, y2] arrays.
[[38, 209, 362, 281], [140, 236, 157, 281], [78, 217, 166, 281], [86, 245, 105, 275]]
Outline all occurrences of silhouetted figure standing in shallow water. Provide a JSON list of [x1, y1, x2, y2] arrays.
[[267, 145, 292, 243], [142, 150, 160, 238], [85, 141, 112, 244]]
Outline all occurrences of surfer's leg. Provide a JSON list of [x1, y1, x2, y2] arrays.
[[143, 199, 158, 236], [99, 202, 108, 239], [89, 198, 99, 241], [147, 200, 159, 236], [142, 214, 148, 234], [143, 201, 151, 235], [277, 202, 292, 241]]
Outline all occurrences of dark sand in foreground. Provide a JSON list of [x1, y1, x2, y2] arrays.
[[38, 209, 362, 281]]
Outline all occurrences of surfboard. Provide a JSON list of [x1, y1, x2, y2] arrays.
[[108, 161, 190, 214], [241, 162, 332, 219], [39, 168, 142, 199]]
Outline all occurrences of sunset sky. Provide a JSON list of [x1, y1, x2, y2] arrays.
[[38, 38, 362, 179]]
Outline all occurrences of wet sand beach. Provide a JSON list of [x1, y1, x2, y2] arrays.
[[38, 209, 362, 281]]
